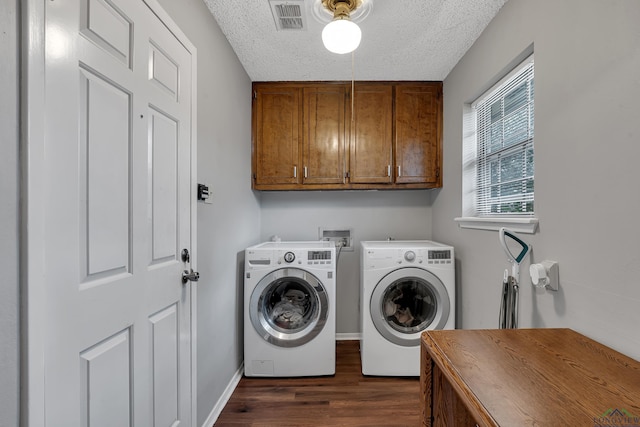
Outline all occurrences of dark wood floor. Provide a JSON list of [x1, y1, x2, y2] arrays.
[[214, 341, 421, 426]]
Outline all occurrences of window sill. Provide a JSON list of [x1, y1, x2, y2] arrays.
[[454, 217, 539, 234]]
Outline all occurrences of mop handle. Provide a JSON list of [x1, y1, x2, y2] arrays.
[[499, 227, 529, 264]]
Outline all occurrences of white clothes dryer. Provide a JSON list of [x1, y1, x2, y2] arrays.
[[244, 241, 336, 377], [360, 240, 455, 376]]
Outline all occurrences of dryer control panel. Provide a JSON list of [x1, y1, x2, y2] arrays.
[[362, 242, 454, 269]]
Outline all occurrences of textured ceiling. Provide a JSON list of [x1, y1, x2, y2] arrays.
[[202, 0, 509, 82]]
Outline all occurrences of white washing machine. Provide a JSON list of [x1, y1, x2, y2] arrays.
[[244, 241, 336, 377], [360, 240, 455, 376]]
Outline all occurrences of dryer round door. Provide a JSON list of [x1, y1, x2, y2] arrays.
[[250, 268, 329, 348], [370, 267, 450, 347]]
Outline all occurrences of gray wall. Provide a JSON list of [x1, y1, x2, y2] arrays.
[[260, 191, 432, 334], [433, 0, 640, 359], [154, 0, 260, 425], [1, 0, 20, 426]]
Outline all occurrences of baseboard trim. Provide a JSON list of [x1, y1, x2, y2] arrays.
[[336, 332, 361, 341], [201, 362, 244, 427]]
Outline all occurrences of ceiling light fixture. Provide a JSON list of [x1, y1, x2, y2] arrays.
[[321, 0, 362, 54]]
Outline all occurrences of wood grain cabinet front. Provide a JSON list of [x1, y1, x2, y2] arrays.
[[252, 85, 301, 186], [302, 85, 348, 185], [252, 81, 442, 190], [395, 84, 442, 186], [350, 84, 393, 184]]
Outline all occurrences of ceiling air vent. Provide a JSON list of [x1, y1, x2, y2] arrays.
[[269, 0, 307, 31]]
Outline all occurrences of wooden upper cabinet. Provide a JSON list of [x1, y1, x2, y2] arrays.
[[394, 83, 442, 185], [302, 85, 348, 185], [350, 84, 393, 184], [253, 85, 300, 185], [252, 81, 442, 190]]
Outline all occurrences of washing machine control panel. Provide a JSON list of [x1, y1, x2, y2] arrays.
[[404, 251, 416, 262], [273, 250, 333, 266], [428, 249, 452, 263], [246, 243, 336, 272], [308, 250, 331, 261], [306, 250, 333, 267]]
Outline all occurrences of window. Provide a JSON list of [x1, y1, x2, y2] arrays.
[[457, 54, 536, 233], [475, 55, 534, 215]]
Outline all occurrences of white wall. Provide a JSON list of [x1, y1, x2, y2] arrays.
[[1, 0, 19, 425], [433, 0, 640, 360], [154, 0, 260, 424], [260, 191, 433, 334]]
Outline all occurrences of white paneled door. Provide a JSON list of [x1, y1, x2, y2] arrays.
[[37, 0, 195, 425]]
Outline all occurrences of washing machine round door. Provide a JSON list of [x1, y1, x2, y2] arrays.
[[370, 267, 450, 347], [250, 268, 329, 348]]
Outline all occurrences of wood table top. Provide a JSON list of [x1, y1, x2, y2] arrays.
[[422, 328, 640, 426]]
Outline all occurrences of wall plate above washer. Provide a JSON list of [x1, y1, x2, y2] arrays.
[[319, 227, 353, 251]]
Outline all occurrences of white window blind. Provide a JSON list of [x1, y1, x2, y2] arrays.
[[473, 56, 534, 216]]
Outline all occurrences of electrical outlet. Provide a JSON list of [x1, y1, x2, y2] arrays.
[[319, 228, 353, 251]]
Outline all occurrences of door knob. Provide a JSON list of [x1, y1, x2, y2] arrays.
[[182, 269, 199, 284]]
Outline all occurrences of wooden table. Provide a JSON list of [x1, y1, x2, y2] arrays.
[[420, 328, 640, 426]]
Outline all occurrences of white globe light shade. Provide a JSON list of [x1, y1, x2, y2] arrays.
[[322, 19, 362, 54]]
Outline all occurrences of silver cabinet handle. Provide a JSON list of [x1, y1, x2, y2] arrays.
[[304, 166, 308, 178], [397, 165, 402, 177], [293, 166, 297, 178], [387, 165, 391, 177]]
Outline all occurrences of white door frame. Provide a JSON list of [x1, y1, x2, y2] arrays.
[[21, 0, 198, 424]]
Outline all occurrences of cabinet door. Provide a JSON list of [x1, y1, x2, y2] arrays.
[[395, 84, 442, 185], [253, 86, 300, 185], [350, 85, 393, 184], [302, 85, 348, 185]]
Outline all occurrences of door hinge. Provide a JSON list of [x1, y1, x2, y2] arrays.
[[253, 91, 257, 100], [252, 173, 256, 181], [436, 168, 440, 179], [345, 171, 350, 179]]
